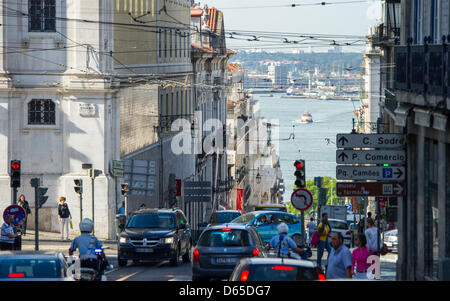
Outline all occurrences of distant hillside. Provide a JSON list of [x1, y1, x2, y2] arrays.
[[229, 51, 363, 74]]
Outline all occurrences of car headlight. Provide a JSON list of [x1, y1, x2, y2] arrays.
[[163, 237, 174, 244], [119, 237, 129, 244]]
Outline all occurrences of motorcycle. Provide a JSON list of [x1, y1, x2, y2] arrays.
[[79, 248, 107, 281]]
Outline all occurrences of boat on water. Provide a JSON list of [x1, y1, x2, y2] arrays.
[[301, 112, 313, 123], [259, 94, 274, 97], [283, 87, 306, 98]]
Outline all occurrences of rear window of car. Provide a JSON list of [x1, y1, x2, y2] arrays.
[[211, 212, 241, 224], [0, 259, 62, 278], [232, 213, 257, 224], [247, 265, 318, 281], [197, 229, 254, 247], [329, 221, 349, 230], [127, 213, 175, 229]]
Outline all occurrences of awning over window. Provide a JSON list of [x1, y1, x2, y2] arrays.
[[393, 104, 413, 127], [432, 112, 447, 132], [413, 107, 431, 128]]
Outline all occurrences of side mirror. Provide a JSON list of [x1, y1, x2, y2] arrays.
[[179, 223, 187, 230]]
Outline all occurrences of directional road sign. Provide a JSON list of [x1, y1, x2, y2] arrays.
[[336, 149, 406, 165], [291, 188, 313, 211], [184, 181, 212, 203], [336, 134, 405, 149], [336, 166, 405, 181], [336, 182, 406, 197]]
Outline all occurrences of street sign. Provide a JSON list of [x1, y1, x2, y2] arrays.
[[336, 166, 405, 181], [184, 181, 212, 203], [336, 182, 406, 197], [336, 150, 406, 165], [3, 205, 26, 226], [112, 160, 124, 178], [291, 188, 313, 211], [336, 134, 405, 149]]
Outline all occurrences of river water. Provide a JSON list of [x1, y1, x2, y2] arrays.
[[255, 94, 357, 198]]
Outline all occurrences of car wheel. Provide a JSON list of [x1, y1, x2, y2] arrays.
[[182, 241, 191, 263], [292, 234, 305, 247], [118, 258, 128, 267], [170, 245, 180, 266]]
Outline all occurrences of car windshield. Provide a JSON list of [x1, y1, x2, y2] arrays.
[[328, 220, 349, 230], [0, 259, 61, 278], [127, 213, 175, 229], [247, 265, 318, 281], [198, 230, 253, 247], [232, 213, 257, 224], [211, 212, 241, 224]]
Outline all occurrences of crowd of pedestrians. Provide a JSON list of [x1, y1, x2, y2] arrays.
[[308, 212, 384, 280]]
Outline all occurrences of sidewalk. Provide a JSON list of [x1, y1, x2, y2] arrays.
[[19, 230, 118, 255]]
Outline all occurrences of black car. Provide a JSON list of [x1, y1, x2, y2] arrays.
[[118, 208, 191, 267], [191, 224, 267, 281], [229, 257, 325, 281], [0, 251, 74, 281]]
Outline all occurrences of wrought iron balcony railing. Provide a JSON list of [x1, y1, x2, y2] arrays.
[[394, 38, 448, 97]]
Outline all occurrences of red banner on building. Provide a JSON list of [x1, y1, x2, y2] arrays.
[[236, 188, 243, 211]]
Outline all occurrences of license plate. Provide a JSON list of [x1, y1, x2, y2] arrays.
[[136, 248, 154, 253], [215, 257, 237, 264]]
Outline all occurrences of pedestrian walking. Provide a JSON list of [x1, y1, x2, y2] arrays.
[[57, 197, 72, 241], [118, 201, 125, 215], [316, 213, 332, 268], [306, 217, 316, 245], [352, 233, 374, 279], [365, 218, 382, 255], [17, 194, 31, 235], [326, 232, 353, 279], [0, 215, 19, 250]]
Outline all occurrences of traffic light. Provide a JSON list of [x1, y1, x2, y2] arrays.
[[10, 160, 21, 188], [294, 159, 306, 188], [121, 183, 129, 196], [74, 179, 83, 194], [37, 187, 48, 208]]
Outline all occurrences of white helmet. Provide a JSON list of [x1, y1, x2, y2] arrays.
[[79, 218, 94, 233], [277, 223, 289, 234]]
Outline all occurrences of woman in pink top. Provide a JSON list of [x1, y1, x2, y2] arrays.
[[352, 233, 374, 279]]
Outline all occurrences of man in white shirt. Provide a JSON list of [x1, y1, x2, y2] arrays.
[[306, 217, 316, 245], [0, 215, 19, 250]]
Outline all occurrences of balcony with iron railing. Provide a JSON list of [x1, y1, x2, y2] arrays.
[[394, 36, 449, 98]]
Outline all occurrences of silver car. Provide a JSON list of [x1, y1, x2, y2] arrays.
[[327, 218, 352, 248], [383, 229, 398, 253]]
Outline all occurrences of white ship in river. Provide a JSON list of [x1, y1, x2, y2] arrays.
[[281, 87, 307, 98]]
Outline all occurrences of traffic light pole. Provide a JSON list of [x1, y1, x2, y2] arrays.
[[12, 187, 18, 205], [79, 193, 83, 222], [91, 175, 95, 235], [31, 178, 40, 251]]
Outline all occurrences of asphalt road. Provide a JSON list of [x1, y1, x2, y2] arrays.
[[106, 256, 193, 281]]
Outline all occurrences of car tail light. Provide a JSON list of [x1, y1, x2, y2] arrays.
[[9, 273, 25, 278], [317, 267, 326, 281], [193, 248, 199, 263], [252, 248, 260, 257], [240, 270, 249, 281], [273, 266, 294, 271], [221, 228, 231, 231]]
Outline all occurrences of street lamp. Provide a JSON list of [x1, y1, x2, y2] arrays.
[[386, 0, 400, 38], [256, 172, 261, 184]]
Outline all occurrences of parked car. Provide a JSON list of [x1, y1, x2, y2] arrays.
[[383, 229, 398, 253], [254, 203, 287, 212], [231, 211, 306, 246], [229, 257, 326, 281], [191, 224, 267, 281], [118, 208, 191, 267], [0, 252, 74, 281], [327, 218, 352, 248]]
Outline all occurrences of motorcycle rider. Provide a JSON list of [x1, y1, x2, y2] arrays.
[[69, 218, 111, 276], [266, 223, 306, 259]]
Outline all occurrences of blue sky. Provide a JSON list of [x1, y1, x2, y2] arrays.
[[197, 0, 382, 52]]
